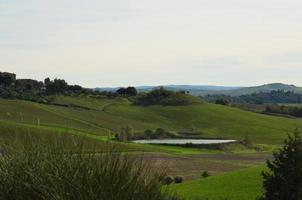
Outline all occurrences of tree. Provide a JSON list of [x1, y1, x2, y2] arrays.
[[215, 99, 230, 106], [144, 129, 153, 139], [116, 87, 127, 96], [0, 73, 15, 87], [116, 87, 137, 96], [44, 77, 51, 86], [126, 87, 138, 96], [201, 171, 210, 178], [261, 129, 302, 200], [45, 78, 68, 94]]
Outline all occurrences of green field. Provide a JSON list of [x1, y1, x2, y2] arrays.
[[170, 166, 266, 200], [0, 96, 301, 145]]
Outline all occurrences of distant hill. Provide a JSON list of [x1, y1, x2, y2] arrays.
[[95, 85, 242, 95], [95, 83, 302, 96], [206, 83, 302, 96]]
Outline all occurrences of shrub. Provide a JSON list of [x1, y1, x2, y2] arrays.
[[201, 171, 210, 178], [0, 136, 177, 200], [163, 176, 174, 185], [260, 129, 302, 200], [215, 99, 230, 106], [144, 129, 153, 139], [174, 176, 184, 184]]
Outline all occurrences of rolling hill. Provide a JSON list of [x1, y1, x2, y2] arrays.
[[0, 95, 301, 145], [96, 83, 302, 96], [207, 83, 302, 96]]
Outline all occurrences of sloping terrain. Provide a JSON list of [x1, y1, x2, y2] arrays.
[[0, 96, 301, 145]]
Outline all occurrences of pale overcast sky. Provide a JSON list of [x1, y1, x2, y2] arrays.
[[0, 0, 302, 87]]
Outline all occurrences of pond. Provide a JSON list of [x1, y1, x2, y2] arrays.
[[132, 139, 237, 145]]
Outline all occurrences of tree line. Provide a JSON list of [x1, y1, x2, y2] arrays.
[[205, 90, 302, 105]]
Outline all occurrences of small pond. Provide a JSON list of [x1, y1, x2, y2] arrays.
[[132, 139, 237, 145]]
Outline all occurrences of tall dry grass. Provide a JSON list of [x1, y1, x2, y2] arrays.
[[0, 134, 179, 200]]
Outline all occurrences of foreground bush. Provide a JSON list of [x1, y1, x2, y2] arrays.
[[0, 137, 178, 200], [260, 129, 302, 200]]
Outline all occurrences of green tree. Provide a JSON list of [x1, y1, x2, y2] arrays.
[[126, 87, 138, 96], [215, 99, 230, 106], [116, 87, 127, 96], [44, 77, 51, 86], [261, 129, 302, 200]]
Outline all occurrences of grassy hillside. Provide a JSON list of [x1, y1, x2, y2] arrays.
[[0, 96, 301, 145], [170, 166, 265, 200]]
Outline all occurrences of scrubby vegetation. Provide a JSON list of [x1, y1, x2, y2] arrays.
[[201, 171, 210, 178], [265, 104, 302, 117], [215, 98, 230, 106], [134, 87, 201, 106], [260, 130, 302, 200], [163, 176, 174, 185], [0, 135, 178, 200], [174, 176, 185, 184]]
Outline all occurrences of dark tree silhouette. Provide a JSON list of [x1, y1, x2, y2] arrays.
[[126, 87, 138, 96], [116, 87, 127, 96], [261, 129, 302, 200]]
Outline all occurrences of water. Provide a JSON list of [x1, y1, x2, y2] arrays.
[[132, 139, 237, 145]]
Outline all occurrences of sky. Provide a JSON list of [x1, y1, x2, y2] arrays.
[[1, 0, 302, 87]]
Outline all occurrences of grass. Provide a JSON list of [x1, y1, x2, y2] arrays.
[[170, 166, 266, 200], [0, 96, 301, 145], [0, 135, 178, 200], [51, 95, 127, 110], [0, 119, 224, 155]]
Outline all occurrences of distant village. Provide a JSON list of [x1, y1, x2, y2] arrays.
[[0, 71, 44, 91], [0, 71, 137, 102]]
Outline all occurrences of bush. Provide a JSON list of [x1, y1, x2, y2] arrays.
[[215, 99, 230, 106], [260, 129, 302, 200], [144, 129, 153, 139], [201, 171, 210, 178], [174, 176, 184, 184], [0, 136, 177, 200], [163, 176, 174, 185]]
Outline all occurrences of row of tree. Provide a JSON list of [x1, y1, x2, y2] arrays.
[[134, 87, 199, 106], [265, 104, 302, 117]]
